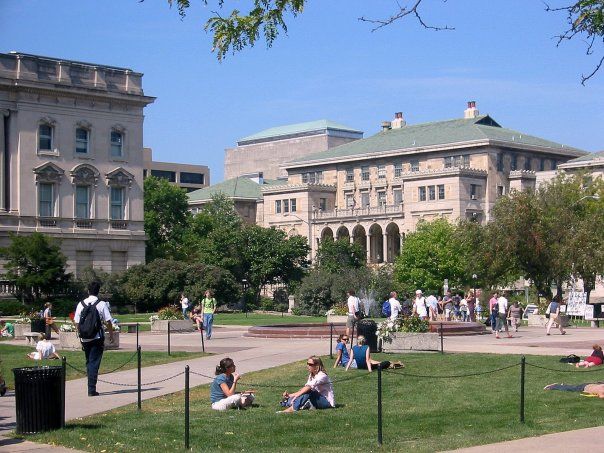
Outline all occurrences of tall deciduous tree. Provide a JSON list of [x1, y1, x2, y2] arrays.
[[394, 218, 470, 294], [315, 238, 365, 273], [0, 233, 70, 303], [144, 176, 191, 261]]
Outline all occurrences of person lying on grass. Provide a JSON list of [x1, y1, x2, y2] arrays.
[[544, 382, 604, 398], [346, 335, 403, 372], [210, 358, 255, 411], [278, 356, 335, 413], [576, 344, 604, 368], [27, 333, 60, 361]]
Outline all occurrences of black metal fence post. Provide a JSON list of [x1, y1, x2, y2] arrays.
[[329, 323, 334, 359], [168, 321, 171, 356], [377, 363, 383, 446], [520, 355, 526, 423], [185, 365, 190, 450], [137, 346, 142, 410], [61, 356, 66, 428], [199, 325, 205, 353], [440, 323, 444, 354], [136, 323, 139, 350]]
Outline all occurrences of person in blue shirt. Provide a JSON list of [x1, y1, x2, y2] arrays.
[[333, 334, 352, 368], [346, 336, 402, 372], [210, 358, 255, 411]]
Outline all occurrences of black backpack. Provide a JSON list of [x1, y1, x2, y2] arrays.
[[78, 300, 103, 340]]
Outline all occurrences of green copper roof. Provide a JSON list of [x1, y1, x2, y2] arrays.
[[187, 177, 286, 202], [238, 119, 363, 143], [566, 150, 604, 163], [286, 115, 586, 165]]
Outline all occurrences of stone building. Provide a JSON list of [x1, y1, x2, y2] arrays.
[[224, 119, 363, 180], [0, 52, 155, 275], [143, 147, 210, 193], [260, 103, 586, 262]]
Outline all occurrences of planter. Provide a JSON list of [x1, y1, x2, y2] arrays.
[[31, 319, 46, 333], [59, 331, 120, 350], [151, 319, 195, 332], [326, 314, 348, 324], [381, 332, 439, 352], [527, 313, 570, 328], [13, 323, 28, 340]]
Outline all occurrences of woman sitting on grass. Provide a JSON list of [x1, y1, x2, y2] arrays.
[[346, 336, 402, 372], [210, 358, 255, 411], [576, 344, 604, 368], [27, 333, 60, 361], [279, 356, 335, 413], [333, 334, 353, 368]]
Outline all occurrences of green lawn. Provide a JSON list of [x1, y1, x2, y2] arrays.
[[23, 353, 604, 452], [0, 345, 208, 389], [213, 312, 327, 326]]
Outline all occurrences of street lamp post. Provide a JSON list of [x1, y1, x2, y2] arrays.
[[472, 274, 478, 321]]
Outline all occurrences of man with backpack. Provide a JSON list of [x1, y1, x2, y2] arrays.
[[74, 281, 114, 396], [384, 291, 401, 320]]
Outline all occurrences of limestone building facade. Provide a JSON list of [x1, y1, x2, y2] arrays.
[[0, 52, 155, 275]]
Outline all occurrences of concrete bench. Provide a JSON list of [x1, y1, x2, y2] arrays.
[[120, 322, 139, 333], [23, 332, 40, 345]]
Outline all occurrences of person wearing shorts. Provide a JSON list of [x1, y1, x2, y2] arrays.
[[346, 290, 360, 337]]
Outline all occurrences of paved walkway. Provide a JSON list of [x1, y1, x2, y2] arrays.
[[1, 324, 603, 452]]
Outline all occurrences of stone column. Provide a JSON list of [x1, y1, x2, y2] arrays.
[[366, 233, 371, 263], [383, 233, 388, 263], [0, 110, 8, 211]]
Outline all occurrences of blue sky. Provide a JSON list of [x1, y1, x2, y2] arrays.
[[1, 0, 603, 182]]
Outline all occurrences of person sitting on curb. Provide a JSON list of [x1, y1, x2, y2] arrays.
[[576, 344, 604, 368], [27, 333, 60, 360], [279, 356, 334, 413], [210, 358, 255, 411], [544, 382, 604, 398], [346, 336, 403, 372]]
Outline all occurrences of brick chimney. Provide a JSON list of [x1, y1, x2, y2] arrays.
[[381, 121, 392, 132], [464, 101, 479, 119], [391, 111, 406, 129]]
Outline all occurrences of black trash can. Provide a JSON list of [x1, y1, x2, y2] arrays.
[[356, 319, 379, 353], [13, 366, 65, 434], [30, 319, 46, 334]]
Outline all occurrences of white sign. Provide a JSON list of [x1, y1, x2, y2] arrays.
[[566, 291, 587, 316], [584, 304, 595, 321]]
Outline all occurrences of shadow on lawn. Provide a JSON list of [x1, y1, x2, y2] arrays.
[[99, 387, 160, 396]]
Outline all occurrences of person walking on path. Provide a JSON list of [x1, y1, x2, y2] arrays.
[[546, 295, 566, 336], [202, 290, 217, 340], [74, 281, 114, 396], [180, 293, 190, 320], [43, 302, 60, 339], [346, 290, 360, 337], [495, 292, 512, 339], [489, 292, 499, 332], [508, 301, 522, 332]]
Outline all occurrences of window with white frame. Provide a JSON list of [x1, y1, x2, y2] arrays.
[[319, 198, 327, 211], [39, 124, 53, 151], [346, 193, 355, 208], [438, 184, 445, 200], [38, 183, 54, 217], [283, 199, 289, 213], [410, 159, 420, 172], [75, 185, 90, 219], [110, 131, 123, 158], [378, 191, 386, 206], [418, 186, 426, 201], [110, 187, 124, 220], [290, 198, 297, 212], [470, 184, 481, 200], [361, 166, 370, 181], [75, 128, 89, 154], [345, 169, 354, 183], [361, 191, 370, 208], [378, 165, 386, 179], [428, 185, 436, 201], [301, 173, 308, 183], [393, 188, 403, 204], [275, 200, 282, 214], [394, 163, 403, 177]]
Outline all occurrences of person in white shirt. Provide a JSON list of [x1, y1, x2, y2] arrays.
[[495, 293, 512, 339], [74, 281, 114, 396], [346, 290, 360, 336], [388, 292, 402, 320], [180, 293, 190, 320], [279, 356, 335, 412], [27, 333, 60, 360], [426, 294, 439, 321], [413, 290, 428, 320]]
